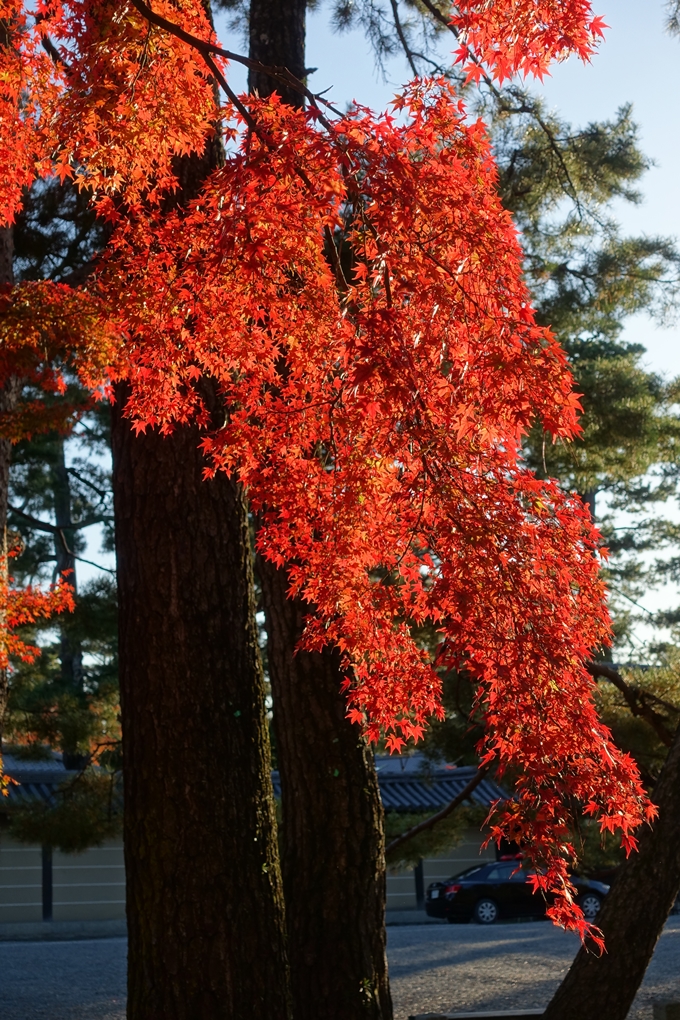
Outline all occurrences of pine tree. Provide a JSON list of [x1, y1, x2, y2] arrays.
[[3, 180, 119, 844], [108, 67, 291, 1020]]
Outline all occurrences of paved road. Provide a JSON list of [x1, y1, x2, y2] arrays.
[[0, 918, 677, 1019]]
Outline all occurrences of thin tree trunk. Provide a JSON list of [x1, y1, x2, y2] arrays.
[[112, 386, 291, 1020], [51, 437, 84, 698], [248, 3, 392, 1016], [0, 224, 20, 739], [259, 557, 392, 1020], [543, 720, 680, 1020]]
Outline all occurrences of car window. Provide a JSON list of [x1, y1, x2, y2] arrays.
[[447, 864, 486, 881], [484, 865, 515, 881], [508, 867, 527, 882]]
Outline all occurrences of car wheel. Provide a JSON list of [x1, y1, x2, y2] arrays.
[[473, 898, 499, 924], [578, 893, 602, 920]]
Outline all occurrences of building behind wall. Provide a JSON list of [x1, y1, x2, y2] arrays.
[[1, 751, 505, 924], [373, 754, 505, 912], [0, 753, 125, 925]]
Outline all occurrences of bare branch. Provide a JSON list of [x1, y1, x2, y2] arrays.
[[9, 506, 114, 535], [385, 762, 492, 859], [389, 0, 419, 77]]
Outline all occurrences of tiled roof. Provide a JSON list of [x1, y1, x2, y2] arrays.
[[273, 754, 509, 812], [2, 751, 509, 814], [378, 769, 505, 811], [1, 752, 70, 808]]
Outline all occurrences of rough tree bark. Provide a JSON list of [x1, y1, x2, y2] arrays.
[[111, 21, 291, 1013], [113, 387, 291, 1020], [543, 720, 680, 1020], [259, 559, 392, 1020], [249, 0, 306, 105]]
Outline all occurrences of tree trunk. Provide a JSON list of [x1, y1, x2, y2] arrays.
[[249, 0, 306, 105], [112, 387, 291, 1020], [51, 437, 84, 698], [543, 720, 680, 1020], [259, 557, 392, 1020], [248, 4, 392, 1017], [112, 19, 290, 1009]]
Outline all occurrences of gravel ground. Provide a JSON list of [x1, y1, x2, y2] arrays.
[[0, 918, 677, 1019], [389, 917, 680, 1020], [0, 937, 127, 1020]]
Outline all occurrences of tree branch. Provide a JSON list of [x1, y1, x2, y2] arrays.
[[126, 0, 341, 125], [66, 468, 111, 503], [385, 762, 492, 859], [389, 0, 419, 77], [587, 661, 676, 748], [9, 506, 114, 535]]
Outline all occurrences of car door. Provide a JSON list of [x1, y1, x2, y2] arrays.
[[480, 863, 519, 918], [522, 868, 550, 918], [484, 862, 541, 919], [508, 864, 543, 918]]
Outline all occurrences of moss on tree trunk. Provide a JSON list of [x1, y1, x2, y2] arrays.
[[259, 557, 392, 1020]]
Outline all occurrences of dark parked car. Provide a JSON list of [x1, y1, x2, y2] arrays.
[[425, 858, 609, 925]]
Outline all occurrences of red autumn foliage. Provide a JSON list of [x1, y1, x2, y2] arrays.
[[0, 281, 120, 438], [0, 278, 118, 634], [0, 0, 649, 943], [0, 543, 75, 671], [452, 0, 607, 81], [0, 0, 64, 226]]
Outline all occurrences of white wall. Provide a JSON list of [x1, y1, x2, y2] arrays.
[[0, 838, 42, 923], [0, 836, 125, 923]]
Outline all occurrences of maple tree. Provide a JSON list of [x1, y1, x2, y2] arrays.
[[100, 82, 652, 940], [398, 88, 680, 814], [0, 0, 658, 947]]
